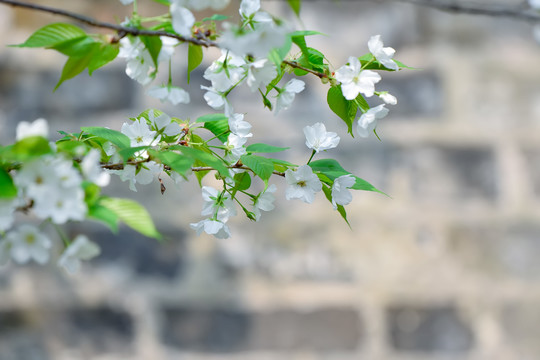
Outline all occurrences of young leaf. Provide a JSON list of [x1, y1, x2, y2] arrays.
[[151, 150, 194, 175], [13, 23, 86, 48], [179, 147, 230, 178], [246, 143, 289, 153], [88, 43, 120, 75], [12, 136, 52, 160], [187, 43, 203, 83], [118, 146, 150, 162], [203, 119, 229, 143], [195, 113, 228, 123], [88, 203, 119, 232], [81, 127, 130, 149], [0, 168, 17, 199], [54, 51, 96, 90], [100, 197, 161, 239], [240, 154, 274, 181], [202, 14, 229, 22], [141, 36, 162, 68], [287, 0, 301, 16], [52, 36, 97, 57], [234, 171, 251, 191], [327, 86, 357, 135]]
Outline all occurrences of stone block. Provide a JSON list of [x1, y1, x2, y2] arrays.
[[75, 227, 186, 279], [387, 305, 474, 353], [161, 307, 362, 352], [409, 145, 497, 202], [450, 222, 540, 279]]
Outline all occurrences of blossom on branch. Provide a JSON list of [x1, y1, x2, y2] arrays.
[[58, 235, 101, 274], [335, 56, 381, 100], [275, 79, 305, 115], [331, 174, 356, 209], [16, 118, 48, 141], [5, 224, 51, 265], [285, 165, 322, 204], [303, 122, 340, 153], [368, 35, 399, 71], [148, 85, 190, 105], [357, 104, 389, 138]]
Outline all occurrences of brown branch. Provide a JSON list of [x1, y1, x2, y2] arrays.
[[283, 60, 329, 79], [101, 162, 286, 177], [0, 0, 217, 47], [382, 0, 540, 23]]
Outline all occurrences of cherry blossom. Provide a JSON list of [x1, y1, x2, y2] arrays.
[[335, 56, 381, 100], [147, 85, 190, 105], [253, 184, 277, 221], [16, 118, 49, 141], [331, 175, 356, 209], [285, 165, 322, 204], [58, 235, 101, 274], [170, 2, 195, 37], [6, 224, 52, 264], [303, 123, 340, 153], [357, 104, 389, 138], [275, 79, 305, 115], [368, 35, 399, 71]]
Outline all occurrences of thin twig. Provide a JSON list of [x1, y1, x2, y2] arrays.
[[0, 0, 216, 47], [381, 0, 540, 23], [283, 60, 328, 79]]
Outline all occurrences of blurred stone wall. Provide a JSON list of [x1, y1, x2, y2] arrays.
[[1, 0, 540, 359]]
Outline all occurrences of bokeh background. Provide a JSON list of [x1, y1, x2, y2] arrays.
[[1, 0, 540, 359]]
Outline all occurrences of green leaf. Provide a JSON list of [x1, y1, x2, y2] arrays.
[[100, 197, 161, 239], [322, 184, 350, 227], [88, 203, 119, 232], [179, 147, 230, 178], [0, 168, 17, 199], [268, 36, 292, 75], [81, 127, 130, 149], [203, 119, 229, 143], [152, 0, 170, 4], [55, 53, 94, 90], [327, 86, 357, 135], [13, 23, 86, 48], [151, 150, 194, 175], [195, 113, 227, 123], [287, 0, 301, 16], [187, 43, 203, 83], [246, 143, 289, 153], [118, 146, 151, 162], [240, 154, 274, 181], [309, 159, 386, 195], [355, 93, 370, 113], [141, 36, 162, 68], [88, 42, 120, 75], [202, 14, 229, 22], [234, 171, 251, 191], [52, 36, 97, 56], [11, 136, 52, 160]]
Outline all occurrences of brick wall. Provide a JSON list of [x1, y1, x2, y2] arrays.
[[1, 1, 540, 359]]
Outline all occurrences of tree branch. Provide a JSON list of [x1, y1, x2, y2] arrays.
[[383, 0, 540, 23], [0, 0, 217, 47]]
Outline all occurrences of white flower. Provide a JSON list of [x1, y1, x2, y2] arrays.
[[225, 133, 247, 162], [245, 59, 277, 92], [331, 174, 356, 209], [201, 86, 234, 116], [121, 118, 158, 147], [190, 219, 231, 239], [16, 118, 48, 141], [33, 187, 87, 224], [240, 0, 260, 17], [81, 149, 110, 187], [119, 0, 134, 4], [158, 36, 179, 62], [149, 110, 182, 137], [220, 22, 287, 58], [357, 104, 389, 138], [275, 78, 305, 115], [148, 85, 190, 105], [284, 165, 322, 204], [119, 37, 155, 85], [530, 0, 540, 10], [170, 2, 195, 37], [203, 50, 246, 92], [58, 235, 101, 274], [253, 184, 276, 221], [334, 56, 381, 100], [379, 92, 397, 105], [303, 123, 340, 153], [368, 35, 399, 71], [6, 224, 51, 264], [200, 186, 236, 222], [15, 156, 62, 199], [228, 113, 252, 138]]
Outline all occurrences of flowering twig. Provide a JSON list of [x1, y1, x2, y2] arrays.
[[0, 0, 216, 47], [283, 60, 329, 79]]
